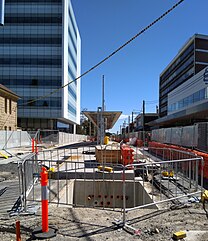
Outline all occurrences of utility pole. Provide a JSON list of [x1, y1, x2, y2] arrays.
[[102, 75, 105, 112], [128, 115, 130, 136], [89, 120, 91, 137], [143, 100, 145, 145], [100, 75, 105, 144]]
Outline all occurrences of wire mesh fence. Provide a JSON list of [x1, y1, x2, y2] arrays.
[[18, 145, 203, 227]]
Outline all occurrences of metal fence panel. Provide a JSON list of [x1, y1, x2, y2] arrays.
[[0, 130, 31, 149], [171, 127, 182, 146], [197, 123, 208, 151], [58, 132, 87, 145], [165, 128, 172, 144], [152, 124, 204, 150], [181, 125, 198, 147], [19, 146, 203, 226]]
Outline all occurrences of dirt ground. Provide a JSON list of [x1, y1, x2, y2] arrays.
[[0, 157, 208, 240], [0, 202, 208, 241]]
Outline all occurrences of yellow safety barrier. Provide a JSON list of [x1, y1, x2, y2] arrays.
[[0, 151, 8, 159]]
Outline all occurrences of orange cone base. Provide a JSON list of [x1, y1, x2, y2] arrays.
[[32, 227, 57, 239]]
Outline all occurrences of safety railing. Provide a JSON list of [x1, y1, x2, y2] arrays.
[[122, 155, 203, 230], [19, 145, 204, 231], [18, 152, 38, 211]]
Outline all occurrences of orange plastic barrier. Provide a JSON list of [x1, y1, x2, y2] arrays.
[[148, 141, 208, 179], [121, 145, 134, 166], [41, 167, 49, 233]]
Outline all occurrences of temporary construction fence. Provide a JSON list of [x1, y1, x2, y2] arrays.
[[151, 122, 208, 152], [148, 141, 208, 188], [28, 130, 87, 146], [18, 145, 203, 230], [0, 130, 31, 149]]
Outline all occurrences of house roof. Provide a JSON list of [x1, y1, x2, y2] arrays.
[[0, 84, 19, 100]]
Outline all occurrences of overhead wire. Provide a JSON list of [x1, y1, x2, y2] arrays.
[[18, 0, 185, 107]]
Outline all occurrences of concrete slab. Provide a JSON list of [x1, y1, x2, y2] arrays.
[[50, 169, 135, 180]]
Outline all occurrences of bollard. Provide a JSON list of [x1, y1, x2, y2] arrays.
[[32, 138, 35, 153], [32, 167, 56, 239], [16, 220, 21, 241], [41, 166, 48, 232]]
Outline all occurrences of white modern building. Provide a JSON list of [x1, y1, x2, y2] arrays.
[[168, 66, 208, 117], [0, 0, 81, 131]]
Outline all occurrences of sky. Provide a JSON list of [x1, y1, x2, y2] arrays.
[[71, 0, 208, 133]]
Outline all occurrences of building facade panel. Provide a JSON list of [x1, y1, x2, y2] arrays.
[[0, 0, 81, 131], [159, 34, 208, 118], [168, 67, 208, 114]]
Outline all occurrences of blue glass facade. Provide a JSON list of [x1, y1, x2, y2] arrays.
[[168, 87, 207, 113], [0, 0, 81, 130], [167, 67, 208, 116]]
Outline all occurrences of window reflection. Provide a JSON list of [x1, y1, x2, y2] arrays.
[[168, 88, 207, 113]]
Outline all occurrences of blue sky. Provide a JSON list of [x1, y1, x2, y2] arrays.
[[72, 0, 208, 133]]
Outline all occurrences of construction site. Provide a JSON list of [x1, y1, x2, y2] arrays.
[[0, 0, 208, 240], [0, 110, 208, 241]]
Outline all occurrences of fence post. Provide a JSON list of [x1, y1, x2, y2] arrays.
[[35, 139, 38, 154], [16, 220, 21, 241], [122, 165, 126, 226]]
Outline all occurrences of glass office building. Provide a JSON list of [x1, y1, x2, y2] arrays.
[[149, 34, 208, 128], [0, 0, 81, 130], [159, 34, 208, 118]]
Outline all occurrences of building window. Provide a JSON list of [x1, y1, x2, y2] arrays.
[[5, 98, 7, 113], [206, 87, 208, 99], [9, 127, 11, 131], [4, 126, 7, 130], [9, 99, 12, 114], [168, 87, 207, 113]]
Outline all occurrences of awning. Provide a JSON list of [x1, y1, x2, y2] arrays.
[[83, 111, 122, 130]]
